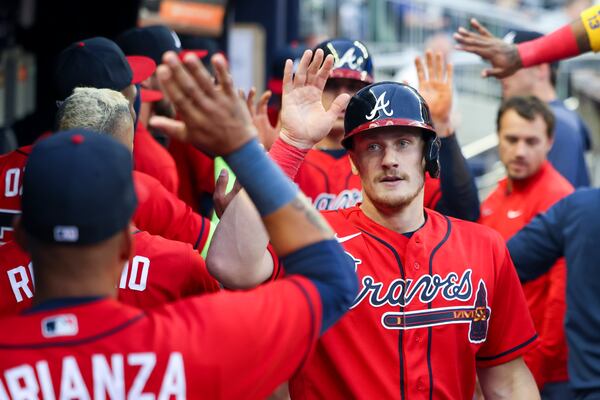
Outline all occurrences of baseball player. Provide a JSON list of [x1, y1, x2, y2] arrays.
[[198, 49, 540, 398], [0, 49, 357, 398], [479, 96, 573, 396], [0, 37, 214, 253], [286, 39, 479, 221], [454, 5, 600, 78], [0, 87, 220, 316]]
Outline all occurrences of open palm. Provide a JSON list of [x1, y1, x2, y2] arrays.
[[279, 49, 351, 149], [415, 51, 453, 136]]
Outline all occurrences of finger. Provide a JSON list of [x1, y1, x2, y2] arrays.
[[434, 52, 444, 82], [182, 52, 217, 99], [247, 87, 256, 117], [213, 169, 229, 218], [148, 116, 188, 142], [212, 53, 235, 96], [282, 59, 293, 95], [294, 49, 313, 88], [470, 18, 493, 38], [482, 66, 509, 79], [315, 54, 335, 92], [415, 56, 426, 85], [307, 48, 324, 85], [326, 93, 351, 121], [156, 62, 199, 120], [446, 62, 453, 87], [425, 51, 434, 82], [257, 91, 271, 116]]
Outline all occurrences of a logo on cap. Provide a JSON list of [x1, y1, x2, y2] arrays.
[[54, 226, 79, 242], [366, 91, 393, 121], [335, 48, 363, 70]]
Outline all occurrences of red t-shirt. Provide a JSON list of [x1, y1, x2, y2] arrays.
[[295, 149, 441, 211], [0, 276, 321, 399], [277, 206, 537, 399], [168, 139, 215, 208], [133, 171, 212, 250], [479, 161, 574, 386], [0, 144, 212, 252], [134, 122, 179, 195], [0, 230, 220, 316]]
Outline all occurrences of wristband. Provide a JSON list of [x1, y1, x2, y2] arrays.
[[518, 25, 579, 68], [581, 5, 600, 52], [268, 137, 310, 179], [224, 139, 298, 216]]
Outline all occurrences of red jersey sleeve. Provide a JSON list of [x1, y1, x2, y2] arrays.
[[161, 276, 322, 399], [476, 245, 538, 368], [133, 123, 179, 195], [133, 171, 212, 251]]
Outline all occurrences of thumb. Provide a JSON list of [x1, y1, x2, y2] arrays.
[[326, 93, 351, 121], [482, 67, 509, 79], [148, 116, 188, 142], [214, 169, 230, 196]]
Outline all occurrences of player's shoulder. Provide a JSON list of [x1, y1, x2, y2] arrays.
[[540, 163, 574, 197], [0, 241, 29, 269], [434, 210, 506, 247], [133, 229, 197, 259], [321, 206, 363, 235], [0, 146, 32, 168]]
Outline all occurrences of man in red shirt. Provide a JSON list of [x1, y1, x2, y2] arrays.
[[0, 87, 220, 316], [479, 95, 573, 398], [0, 51, 357, 398], [201, 49, 540, 399]]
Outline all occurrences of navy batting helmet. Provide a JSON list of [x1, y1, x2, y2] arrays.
[[343, 81, 441, 178], [314, 38, 374, 84]]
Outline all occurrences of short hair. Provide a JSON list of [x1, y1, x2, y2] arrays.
[[56, 87, 132, 139], [496, 95, 555, 139]]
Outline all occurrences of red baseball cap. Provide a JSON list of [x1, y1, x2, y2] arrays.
[[126, 55, 156, 84]]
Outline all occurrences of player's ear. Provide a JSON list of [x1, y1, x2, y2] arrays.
[[118, 223, 135, 263], [12, 216, 30, 253], [348, 153, 359, 175]]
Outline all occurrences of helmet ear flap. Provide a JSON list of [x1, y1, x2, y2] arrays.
[[425, 136, 441, 178]]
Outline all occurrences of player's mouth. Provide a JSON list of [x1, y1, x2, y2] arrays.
[[379, 175, 405, 185]]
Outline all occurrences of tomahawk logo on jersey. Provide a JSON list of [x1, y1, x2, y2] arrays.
[[0, 231, 220, 316], [277, 206, 537, 399]]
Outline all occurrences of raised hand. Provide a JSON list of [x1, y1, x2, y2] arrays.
[[415, 51, 453, 137], [279, 49, 351, 149], [240, 88, 280, 150], [454, 18, 522, 78], [156, 51, 257, 156]]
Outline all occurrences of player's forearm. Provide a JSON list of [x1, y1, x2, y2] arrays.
[[478, 358, 540, 400], [206, 190, 273, 289], [437, 134, 480, 221]]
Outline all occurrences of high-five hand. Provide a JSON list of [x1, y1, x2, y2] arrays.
[[279, 49, 351, 149], [156, 51, 257, 156]]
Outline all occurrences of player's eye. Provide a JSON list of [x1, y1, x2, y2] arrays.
[[367, 143, 382, 151]]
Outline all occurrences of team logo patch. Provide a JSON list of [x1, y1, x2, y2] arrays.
[[380, 280, 491, 344], [365, 91, 393, 121], [53, 226, 79, 242], [42, 314, 79, 338]]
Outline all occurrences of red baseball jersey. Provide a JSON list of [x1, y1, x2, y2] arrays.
[[0, 145, 32, 244], [0, 276, 321, 399], [133, 171, 212, 251], [276, 206, 537, 399], [295, 149, 441, 211], [133, 122, 179, 195], [0, 230, 219, 316], [479, 161, 573, 386], [0, 144, 212, 252]]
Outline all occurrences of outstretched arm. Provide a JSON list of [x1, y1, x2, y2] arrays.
[[202, 49, 349, 288], [454, 7, 598, 78], [415, 51, 479, 220]]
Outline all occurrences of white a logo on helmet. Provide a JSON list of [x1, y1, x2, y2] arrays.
[[335, 48, 363, 70], [365, 91, 394, 121]]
